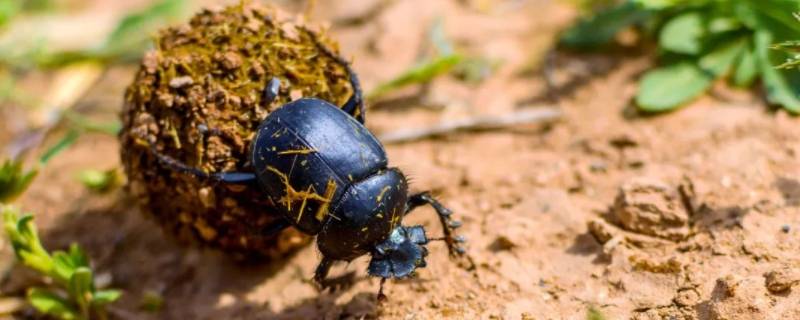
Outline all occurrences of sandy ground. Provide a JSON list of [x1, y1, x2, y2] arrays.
[[3, 0, 800, 319]]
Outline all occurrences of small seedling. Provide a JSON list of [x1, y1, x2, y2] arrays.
[[2, 206, 121, 320], [76, 169, 120, 193], [367, 17, 495, 100], [587, 306, 607, 320], [561, 0, 800, 113], [0, 128, 81, 203], [367, 54, 464, 100], [0, 160, 38, 203], [139, 290, 164, 313], [65, 111, 121, 136], [0, 0, 186, 69]]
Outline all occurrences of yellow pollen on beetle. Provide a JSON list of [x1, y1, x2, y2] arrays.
[[277, 148, 317, 155], [314, 179, 338, 221], [390, 207, 401, 229], [376, 186, 390, 203], [296, 184, 316, 223], [266, 166, 329, 214]]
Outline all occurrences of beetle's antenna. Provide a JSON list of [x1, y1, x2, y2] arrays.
[[147, 143, 257, 185], [301, 27, 365, 124]]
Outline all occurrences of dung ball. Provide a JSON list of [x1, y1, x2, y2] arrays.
[[120, 3, 356, 260]]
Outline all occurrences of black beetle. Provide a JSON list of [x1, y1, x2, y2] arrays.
[[145, 32, 466, 299]]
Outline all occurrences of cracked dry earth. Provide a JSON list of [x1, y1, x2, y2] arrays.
[[2, 0, 800, 319]]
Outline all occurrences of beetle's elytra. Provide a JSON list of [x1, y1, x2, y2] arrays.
[[145, 35, 466, 299]]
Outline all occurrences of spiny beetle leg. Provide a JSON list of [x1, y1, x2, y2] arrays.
[[313, 257, 334, 289], [147, 143, 258, 185], [406, 192, 466, 258], [377, 278, 388, 302], [301, 27, 365, 124]]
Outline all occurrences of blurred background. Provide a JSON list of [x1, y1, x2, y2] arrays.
[[1, 0, 799, 319]]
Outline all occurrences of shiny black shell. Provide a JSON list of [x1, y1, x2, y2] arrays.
[[251, 98, 388, 234]]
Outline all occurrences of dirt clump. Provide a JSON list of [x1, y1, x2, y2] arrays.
[[706, 275, 770, 320], [119, 3, 355, 259], [610, 177, 690, 241], [764, 267, 799, 294]]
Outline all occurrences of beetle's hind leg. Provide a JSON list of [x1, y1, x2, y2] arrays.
[[147, 144, 258, 185], [405, 192, 466, 257], [313, 257, 334, 288], [301, 27, 365, 124]]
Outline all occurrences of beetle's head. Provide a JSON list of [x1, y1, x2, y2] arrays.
[[367, 225, 429, 279]]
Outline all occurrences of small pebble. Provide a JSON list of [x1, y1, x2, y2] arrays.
[[781, 224, 791, 233], [169, 76, 194, 89]]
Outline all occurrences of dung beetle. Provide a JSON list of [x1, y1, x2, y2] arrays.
[[145, 32, 466, 299]]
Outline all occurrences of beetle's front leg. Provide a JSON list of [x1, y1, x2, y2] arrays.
[[313, 257, 334, 287], [405, 192, 465, 257]]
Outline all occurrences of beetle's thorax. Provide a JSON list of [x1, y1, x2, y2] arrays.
[[316, 168, 409, 261]]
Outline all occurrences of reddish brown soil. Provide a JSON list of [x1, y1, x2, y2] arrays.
[[3, 0, 800, 319]]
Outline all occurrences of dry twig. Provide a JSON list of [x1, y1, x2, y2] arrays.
[[378, 107, 561, 144]]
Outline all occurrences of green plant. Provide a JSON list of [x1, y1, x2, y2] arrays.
[[774, 12, 800, 70], [367, 17, 498, 100], [0, 0, 187, 69], [76, 169, 120, 193], [3, 206, 120, 319], [0, 128, 81, 203], [586, 306, 607, 320], [561, 0, 800, 113], [0, 159, 37, 203]]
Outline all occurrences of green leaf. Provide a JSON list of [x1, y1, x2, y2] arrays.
[[773, 39, 800, 70], [39, 130, 80, 165], [560, 2, 650, 48], [746, 0, 800, 36], [77, 169, 119, 193], [53, 252, 76, 283], [65, 111, 122, 135], [99, 0, 188, 58], [6, 212, 55, 276], [52, 245, 89, 284], [733, 46, 758, 87], [19, 250, 55, 275], [92, 290, 122, 307], [636, 62, 713, 112], [27, 288, 79, 320], [15, 214, 36, 244], [586, 306, 607, 320], [632, 0, 711, 10], [0, 0, 20, 28], [367, 54, 463, 100], [755, 30, 800, 113], [707, 16, 743, 34], [68, 267, 94, 313], [699, 38, 747, 76], [0, 159, 38, 203], [660, 11, 705, 54], [67, 244, 89, 268]]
